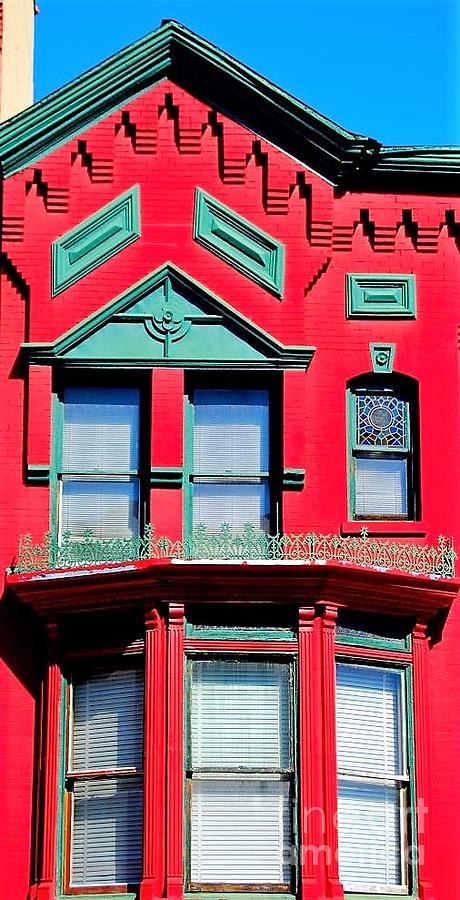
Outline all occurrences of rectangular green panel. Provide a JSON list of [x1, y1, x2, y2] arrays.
[[346, 274, 416, 318], [52, 185, 140, 295], [194, 189, 284, 296]]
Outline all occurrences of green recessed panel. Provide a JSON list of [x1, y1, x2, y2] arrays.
[[346, 274, 416, 318], [52, 185, 141, 295], [194, 189, 284, 296]]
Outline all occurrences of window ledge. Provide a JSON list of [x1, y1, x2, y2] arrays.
[[341, 520, 427, 537]]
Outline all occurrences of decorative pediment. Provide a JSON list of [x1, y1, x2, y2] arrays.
[[21, 264, 315, 368]]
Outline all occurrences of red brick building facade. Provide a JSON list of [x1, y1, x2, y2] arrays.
[[1, 21, 459, 900]]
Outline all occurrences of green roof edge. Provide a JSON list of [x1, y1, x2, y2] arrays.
[[0, 19, 458, 187]]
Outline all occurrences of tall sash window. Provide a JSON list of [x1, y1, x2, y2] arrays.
[[66, 665, 144, 888], [59, 386, 141, 540], [189, 388, 271, 534], [348, 380, 418, 520], [187, 658, 294, 889], [335, 663, 409, 894]]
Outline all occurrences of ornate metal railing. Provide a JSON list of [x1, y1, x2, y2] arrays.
[[10, 524, 456, 578]]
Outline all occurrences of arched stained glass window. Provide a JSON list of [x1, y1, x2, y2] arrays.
[[348, 378, 418, 520]]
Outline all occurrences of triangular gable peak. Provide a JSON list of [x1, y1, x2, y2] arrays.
[[21, 263, 315, 369], [0, 20, 458, 190]]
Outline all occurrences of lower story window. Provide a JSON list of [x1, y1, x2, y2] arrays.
[[336, 662, 410, 894], [65, 664, 144, 889], [187, 657, 295, 890]]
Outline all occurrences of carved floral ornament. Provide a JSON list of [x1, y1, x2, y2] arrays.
[[140, 278, 222, 357]]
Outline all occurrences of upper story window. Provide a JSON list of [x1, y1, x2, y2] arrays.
[[348, 378, 419, 520], [58, 385, 145, 540], [186, 381, 280, 535]]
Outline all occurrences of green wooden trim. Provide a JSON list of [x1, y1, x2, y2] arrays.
[[194, 189, 284, 297], [25, 464, 50, 485], [345, 894, 415, 900], [0, 22, 373, 186], [183, 390, 194, 541], [185, 894, 296, 899], [346, 389, 356, 519], [150, 466, 183, 488], [282, 468, 305, 491], [185, 623, 296, 641], [49, 389, 63, 541], [56, 675, 67, 894], [57, 893, 137, 900], [52, 186, 141, 296], [346, 275, 416, 319], [369, 343, 396, 374], [21, 263, 315, 370], [335, 631, 411, 652]]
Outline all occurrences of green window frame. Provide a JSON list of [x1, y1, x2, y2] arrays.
[[185, 654, 296, 893], [52, 377, 150, 544], [184, 376, 282, 538], [63, 661, 144, 892], [347, 378, 419, 521], [335, 659, 416, 897]]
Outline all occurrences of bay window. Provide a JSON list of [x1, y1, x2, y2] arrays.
[[336, 662, 410, 894], [58, 385, 143, 540], [65, 664, 144, 889], [186, 657, 295, 890]]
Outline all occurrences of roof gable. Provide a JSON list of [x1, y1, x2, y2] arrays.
[[1, 20, 458, 189], [21, 263, 315, 369]]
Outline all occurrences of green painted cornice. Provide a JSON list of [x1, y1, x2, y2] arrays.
[[0, 20, 457, 187], [0, 20, 369, 184], [19, 262, 315, 369]]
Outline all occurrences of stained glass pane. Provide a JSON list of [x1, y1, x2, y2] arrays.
[[356, 395, 408, 449]]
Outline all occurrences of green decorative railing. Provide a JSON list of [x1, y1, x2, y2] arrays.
[[10, 524, 456, 578]]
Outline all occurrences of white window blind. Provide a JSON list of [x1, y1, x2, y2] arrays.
[[189, 660, 293, 887], [59, 387, 141, 540], [60, 477, 139, 540], [69, 667, 144, 887], [335, 663, 407, 893], [62, 387, 140, 472], [355, 458, 408, 517], [191, 389, 271, 533], [190, 778, 291, 885], [193, 389, 269, 474], [192, 482, 269, 534]]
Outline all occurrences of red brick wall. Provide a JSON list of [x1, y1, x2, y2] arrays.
[[1, 80, 460, 898]]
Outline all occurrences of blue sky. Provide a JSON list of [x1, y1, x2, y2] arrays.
[[34, 0, 459, 147]]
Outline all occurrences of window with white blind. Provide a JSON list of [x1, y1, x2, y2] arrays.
[[188, 387, 275, 534], [348, 380, 418, 520], [65, 665, 144, 888], [335, 663, 410, 895], [58, 386, 141, 540], [187, 658, 295, 890]]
